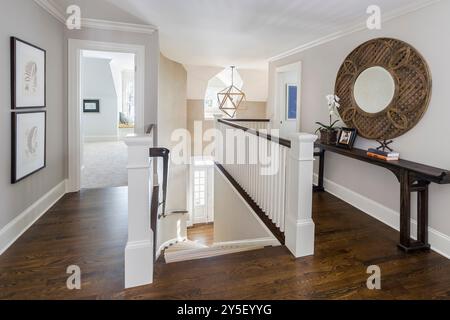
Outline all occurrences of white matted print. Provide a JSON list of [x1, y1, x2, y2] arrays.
[[11, 37, 46, 108], [12, 112, 46, 183]]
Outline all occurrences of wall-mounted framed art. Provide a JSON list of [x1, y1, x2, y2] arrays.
[[11, 111, 47, 184], [83, 99, 100, 113], [11, 37, 46, 109], [286, 83, 298, 121]]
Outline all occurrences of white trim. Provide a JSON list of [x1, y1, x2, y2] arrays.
[[33, 0, 157, 34], [33, 0, 65, 23], [269, 0, 442, 62], [68, 39, 146, 192], [0, 180, 67, 256], [82, 19, 157, 35], [156, 237, 188, 260], [164, 244, 266, 264], [213, 237, 280, 248], [215, 166, 281, 244], [83, 136, 120, 143], [314, 174, 450, 259]]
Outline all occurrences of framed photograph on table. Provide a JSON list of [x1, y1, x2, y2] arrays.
[[11, 111, 47, 184], [11, 37, 46, 109], [336, 128, 358, 149]]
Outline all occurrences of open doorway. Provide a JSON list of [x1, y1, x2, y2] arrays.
[[80, 50, 136, 189], [67, 40, 145, 193], [274, 62, 302, 138]]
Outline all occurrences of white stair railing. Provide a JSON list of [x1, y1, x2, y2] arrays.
[[216, 119, 317, 258]]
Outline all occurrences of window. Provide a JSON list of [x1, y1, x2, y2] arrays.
[[204, 68, 243, 119], [194, 170, 206, 207]]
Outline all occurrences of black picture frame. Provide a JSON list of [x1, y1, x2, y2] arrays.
[[11, 111, 47, 184], [336, 128, 358, 149], [83, 99, 100, 113], [11, 37, 47, 109]]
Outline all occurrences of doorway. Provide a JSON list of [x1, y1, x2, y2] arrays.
[[80, 50, 136, 189], [68, 40, 145, 192], [189, 157, 214, 226], [274, 62, 302, 138]]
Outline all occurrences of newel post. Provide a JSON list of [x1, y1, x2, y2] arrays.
[[285, 133, 318, 258], [124, 135, 154, 289]]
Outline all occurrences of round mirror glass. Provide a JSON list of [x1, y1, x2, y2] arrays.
[[353, 66, 395, 113]]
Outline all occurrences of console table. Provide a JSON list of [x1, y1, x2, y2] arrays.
[[314, 143, 450, 253]]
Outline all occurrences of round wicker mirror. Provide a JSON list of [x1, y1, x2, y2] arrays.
[[335, 38, 432, 140]]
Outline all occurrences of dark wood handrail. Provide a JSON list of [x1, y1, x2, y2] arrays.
[[218, 119, 292, 148], [221, 119, 271, 123], [149, 148, 170, 214], [150, 184, 160, 262]]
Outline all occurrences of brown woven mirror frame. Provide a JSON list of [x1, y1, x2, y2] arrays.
[[335, 38, 432, 140]]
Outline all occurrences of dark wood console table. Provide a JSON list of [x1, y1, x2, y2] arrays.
[[314, 143, 450, 253]]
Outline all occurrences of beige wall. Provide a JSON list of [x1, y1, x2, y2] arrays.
[[214, 167, 277, 243], [158, 54, 188, 211], [268, 1, 450, 255], [187, 99, 267, 156], [0, 0, 66, 231]]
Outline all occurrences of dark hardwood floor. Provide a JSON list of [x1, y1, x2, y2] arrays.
[[1, 187, 450, 300]]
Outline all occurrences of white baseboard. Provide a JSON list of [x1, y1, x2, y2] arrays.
[[84, 136, 119, 143], [156, 237, 188, 260], [314, 174, 450, 259], [213, 237, 280, 248], [0, 180, 67, 256]]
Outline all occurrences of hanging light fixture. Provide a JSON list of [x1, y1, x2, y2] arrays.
[[217, 66, 246, 118]]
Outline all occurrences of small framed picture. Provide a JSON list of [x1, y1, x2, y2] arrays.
[[286, 84, 298, 121], [83, 99, 100, 113], [12, 111, 47, 184], [11, 37, 46, 109], [336, 128, 358, 149]]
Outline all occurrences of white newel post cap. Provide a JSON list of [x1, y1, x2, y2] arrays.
[[124, 134, 154, 147], [289, 133, 318, 161]]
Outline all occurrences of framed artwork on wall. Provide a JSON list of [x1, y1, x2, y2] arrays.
[[83, 99, 100, 113], [11, 111, 47, 184], [286, 84, 298, 121], [11, 37, 46, 109]]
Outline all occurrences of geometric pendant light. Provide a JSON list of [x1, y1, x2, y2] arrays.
[[217, 66, 246, 118]]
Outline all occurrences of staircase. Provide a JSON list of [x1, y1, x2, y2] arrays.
[[164, 240, 266, 264]]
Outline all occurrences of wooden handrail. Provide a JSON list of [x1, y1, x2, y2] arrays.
[[150, 185, 160, 262], [221, 119, 271, 122], [218, 119, 292, 148], [149, 148, 170, 214]]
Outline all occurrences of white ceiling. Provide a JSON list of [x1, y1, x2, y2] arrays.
[[53, 0, 436, 69]]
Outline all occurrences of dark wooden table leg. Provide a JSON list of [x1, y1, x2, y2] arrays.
[[398, 173, 431, 253], [417, 182, 431, 250], [314, 149, 325, 193], [398, 169, 412, 251]]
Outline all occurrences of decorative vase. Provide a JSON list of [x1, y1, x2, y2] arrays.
[[319, 129, 338, 145]]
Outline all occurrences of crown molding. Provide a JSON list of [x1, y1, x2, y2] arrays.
[[33, 0, 157, 35], [269, 0, 442, 62], [81, 18, 157, 35], [33, 0, 65, 23]]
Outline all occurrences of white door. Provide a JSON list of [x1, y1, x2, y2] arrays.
[[275, 63, 302, 138], [192, 167, 214, 224]]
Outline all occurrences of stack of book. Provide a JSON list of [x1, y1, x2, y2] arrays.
[[367, 148, 400, 161]]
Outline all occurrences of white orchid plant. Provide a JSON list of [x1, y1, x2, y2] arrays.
[[315, 95, 342, 133]]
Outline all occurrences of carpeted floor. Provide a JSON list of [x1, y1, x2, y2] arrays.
[[82, 141, 128, 189]]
